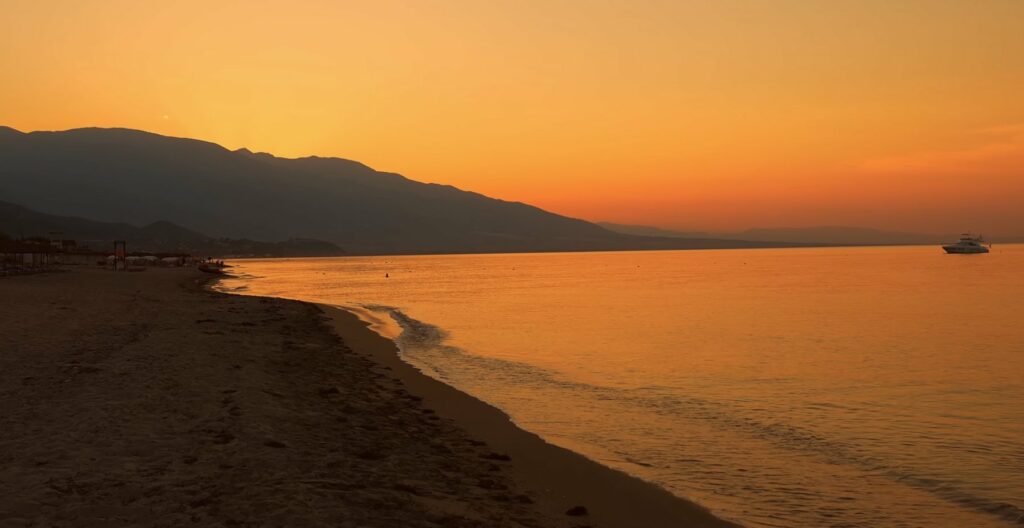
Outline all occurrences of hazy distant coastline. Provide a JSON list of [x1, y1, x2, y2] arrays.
[[599, 222, 1024, 246], [0, 126, 806, 255], [4, 126, 1017, 257]]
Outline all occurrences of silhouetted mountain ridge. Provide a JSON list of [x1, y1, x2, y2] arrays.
[[598, 222, 711, 239], [734, 226, 946, 245], [0, 126, 803, 254], [600, 222, 1024, 245]]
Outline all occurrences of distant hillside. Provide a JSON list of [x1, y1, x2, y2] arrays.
[[0, 200, 344, 257], [730, 227, 1024, 245], [729, 227, 950, 246], [597, 222, 710, 239], [0, 126, 807, 255], [598, 222, 1004, 246]]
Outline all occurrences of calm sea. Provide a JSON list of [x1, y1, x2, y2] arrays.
[[216, 246, 1024, 527]]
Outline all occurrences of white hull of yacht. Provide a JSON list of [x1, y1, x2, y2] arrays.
[[943, 245, 989, 254]]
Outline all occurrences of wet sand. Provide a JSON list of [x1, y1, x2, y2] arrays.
[[324, 307, 739, 528], [0, 266, 737, 527]]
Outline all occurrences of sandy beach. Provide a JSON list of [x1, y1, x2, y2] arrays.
[[0, 266, 735, 527]]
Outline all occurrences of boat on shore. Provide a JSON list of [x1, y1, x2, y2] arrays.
[[943, 233, 989, 254]]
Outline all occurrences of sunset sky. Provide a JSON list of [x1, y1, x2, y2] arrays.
[[2, 0, 1023, 234]]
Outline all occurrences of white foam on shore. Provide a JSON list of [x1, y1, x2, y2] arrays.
[[333, 304, 403, 341]]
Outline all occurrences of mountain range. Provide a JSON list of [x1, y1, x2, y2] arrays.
[[0, 126, 800, 255], [599, 223, 1024, 246]]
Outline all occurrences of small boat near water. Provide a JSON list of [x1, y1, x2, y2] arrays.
[[942, 233, 990, 254]]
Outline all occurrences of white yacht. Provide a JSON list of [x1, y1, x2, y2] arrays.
[[942, 233, 990, 254]]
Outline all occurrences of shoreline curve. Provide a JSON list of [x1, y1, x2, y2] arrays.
[[317, 302, 740, 528]]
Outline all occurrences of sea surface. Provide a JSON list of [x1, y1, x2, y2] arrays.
[[216, 245, 1024, 527]]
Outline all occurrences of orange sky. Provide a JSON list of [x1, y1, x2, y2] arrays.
[[2, 1, 1023, 234]]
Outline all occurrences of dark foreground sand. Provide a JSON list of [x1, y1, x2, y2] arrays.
[[0, 267, 737, 528]]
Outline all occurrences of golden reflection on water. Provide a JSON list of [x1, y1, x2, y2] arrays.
[[219, 245, 1024, 527]]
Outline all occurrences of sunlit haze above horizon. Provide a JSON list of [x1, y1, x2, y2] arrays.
[[2, 0, 1023, 235]]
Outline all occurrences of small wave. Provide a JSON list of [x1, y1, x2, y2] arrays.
[[371, 304, 449, 349], [356, 304, 602, 390]]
